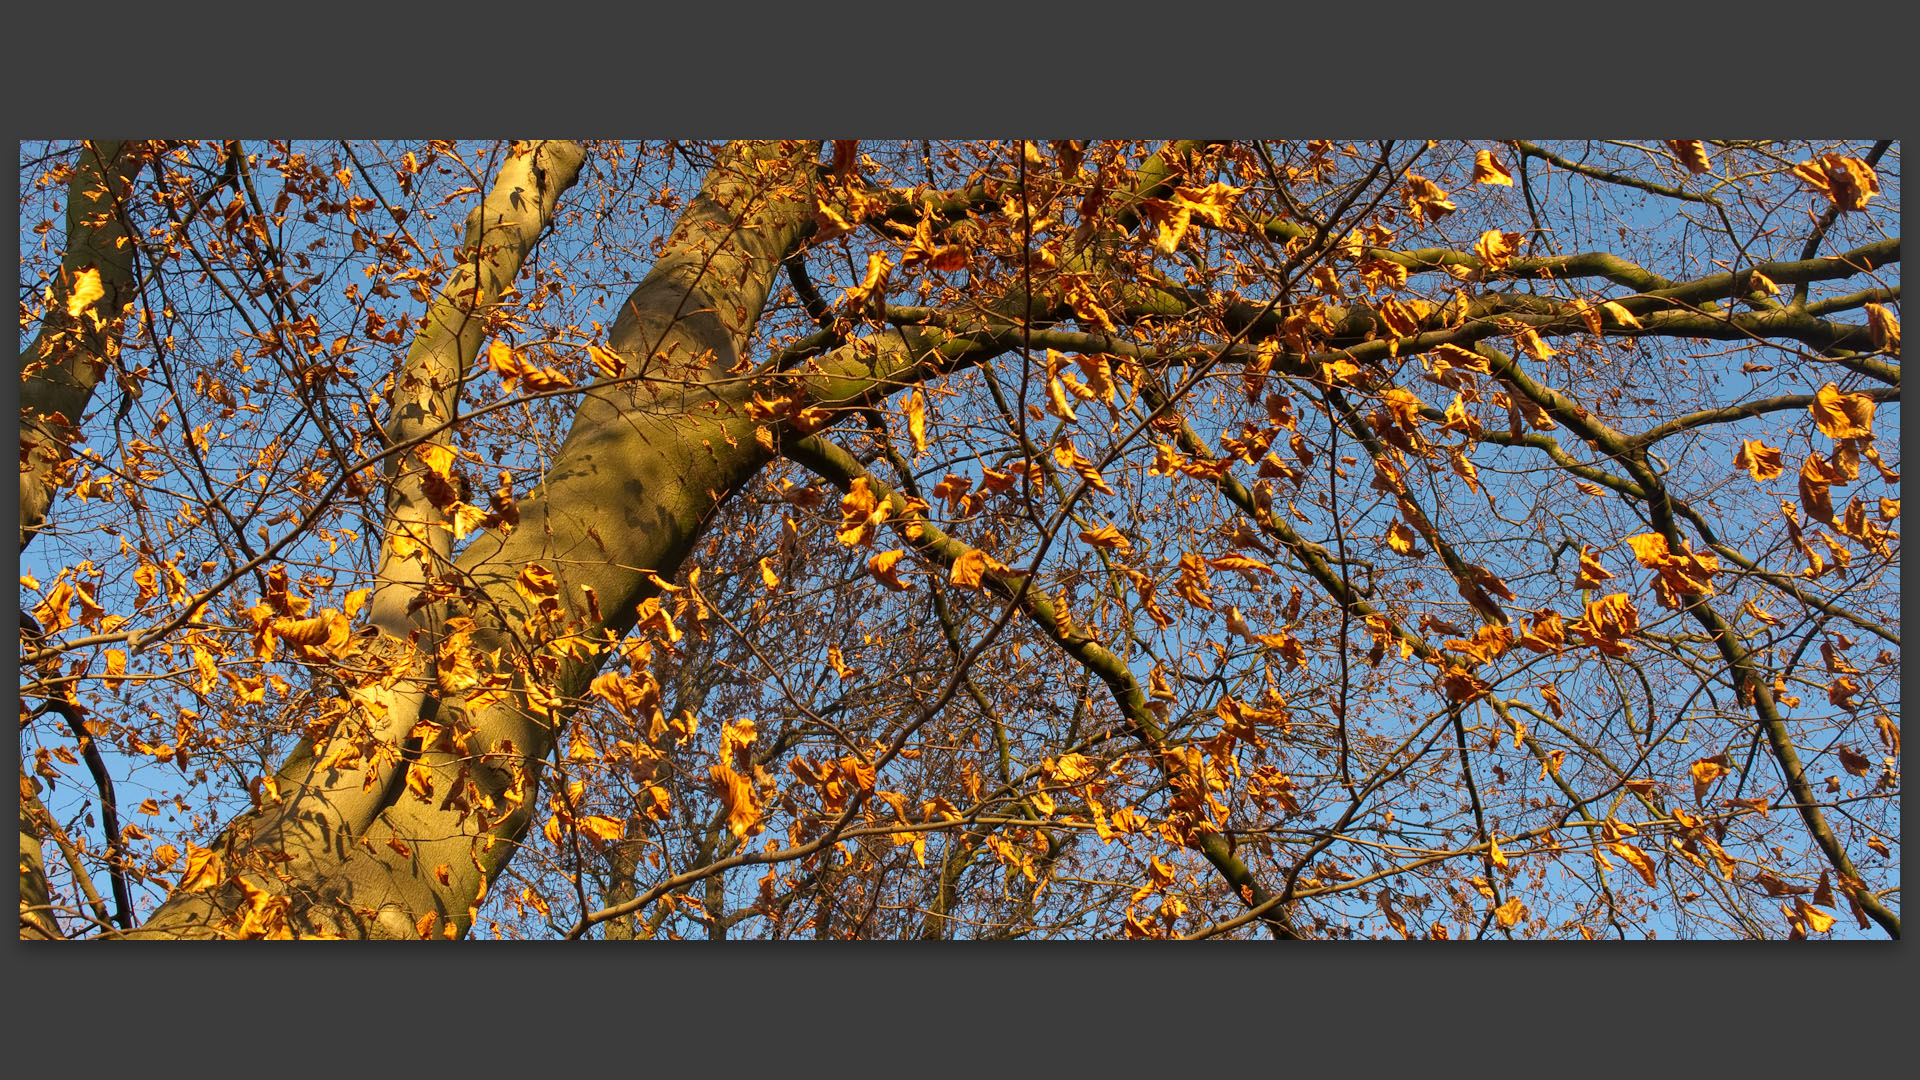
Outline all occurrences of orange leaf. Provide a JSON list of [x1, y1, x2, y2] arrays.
[[866, 549, 913, 591], [1599, 300, 1642, 330], [1664, 140, 1711, 175], [1403, 174, 1456, 222], [1791, 155, 1880, 212], [1474, 230, 1523, 272], [950, 548, 989, 590], [576, 815, 626, 845], [1514, 326, 1556, 361], [1609, 841, 1659, 887], [709, 764, 763, 840], [1809, 383, 1875, 440], [1078, 524, 1132, 553], [1690, 756, 1729, 800], [1734, 439, 1784, 481], [903, 389, 929, 456], [1573, 545, 1615, 589], [174, 843, 224, 895], [1207, 554, 1277, 577], [1836, 745, 1873, 777], [1472, 150, 1514, 186], [1863, 302, 1899, 356], [1794, 897, 1837, 934], [1494, 896, 1527, 929]]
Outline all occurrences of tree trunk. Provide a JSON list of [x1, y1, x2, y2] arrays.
[[129, 140, 820, 939]]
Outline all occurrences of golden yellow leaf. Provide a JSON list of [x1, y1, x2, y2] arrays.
[[1047, 753, 1097, 785], [710, 764, 763, 840], [1075, 354, 1115, 404], [1623, 532, 1671, 567], [1473, 150, 1514, 186], [758, 557, 780, 591], [576, 815, 626, 844], [1569, 298, 1603, 337], [588, 344, 625, 379], [1474, 230, 1523, 272], [174, 843, 223, 895], [1514, 326, 1556, 360], [516, 563, 558, 599], [1430, 341, 1492, 374], [1494, 896, 1528, 929], [1516, 608, 1566, 655], [1540, 682, 1565, 718], [100, 649, 128, 690], [1827, 675, 1860, 710], [904, 389, 928, 456], [486, 340, 572, 395], [1795, 897, 1837, 934], [1385, 521, 1420, 555], [1489, 833, 1509, 869], [1046, 374, 1078, 421], [635, 596, 681, 643], [1599, 300, 1642, 330], [826, 644, 857, 680], [1570, 592, 1640, 656], [842, 251, 892, 314], [1809, 383, 1875, 440], [67, 267, 106, 323], [1440, 667, 1491, 705]]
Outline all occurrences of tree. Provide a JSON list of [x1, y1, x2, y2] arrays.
[[16, 138, 1899, 941]]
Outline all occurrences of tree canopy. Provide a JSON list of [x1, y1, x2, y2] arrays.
[[17, 138, 1899, 940]]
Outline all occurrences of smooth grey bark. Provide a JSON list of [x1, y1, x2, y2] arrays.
[[131, 141, 821, 938]]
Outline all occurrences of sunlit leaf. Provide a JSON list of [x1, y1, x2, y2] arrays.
[[1472, 150, 1514, 186], [1791, 154, 1880, 211], [1809, 383, 1875, 440], [1664, 140, 1711, 175]]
